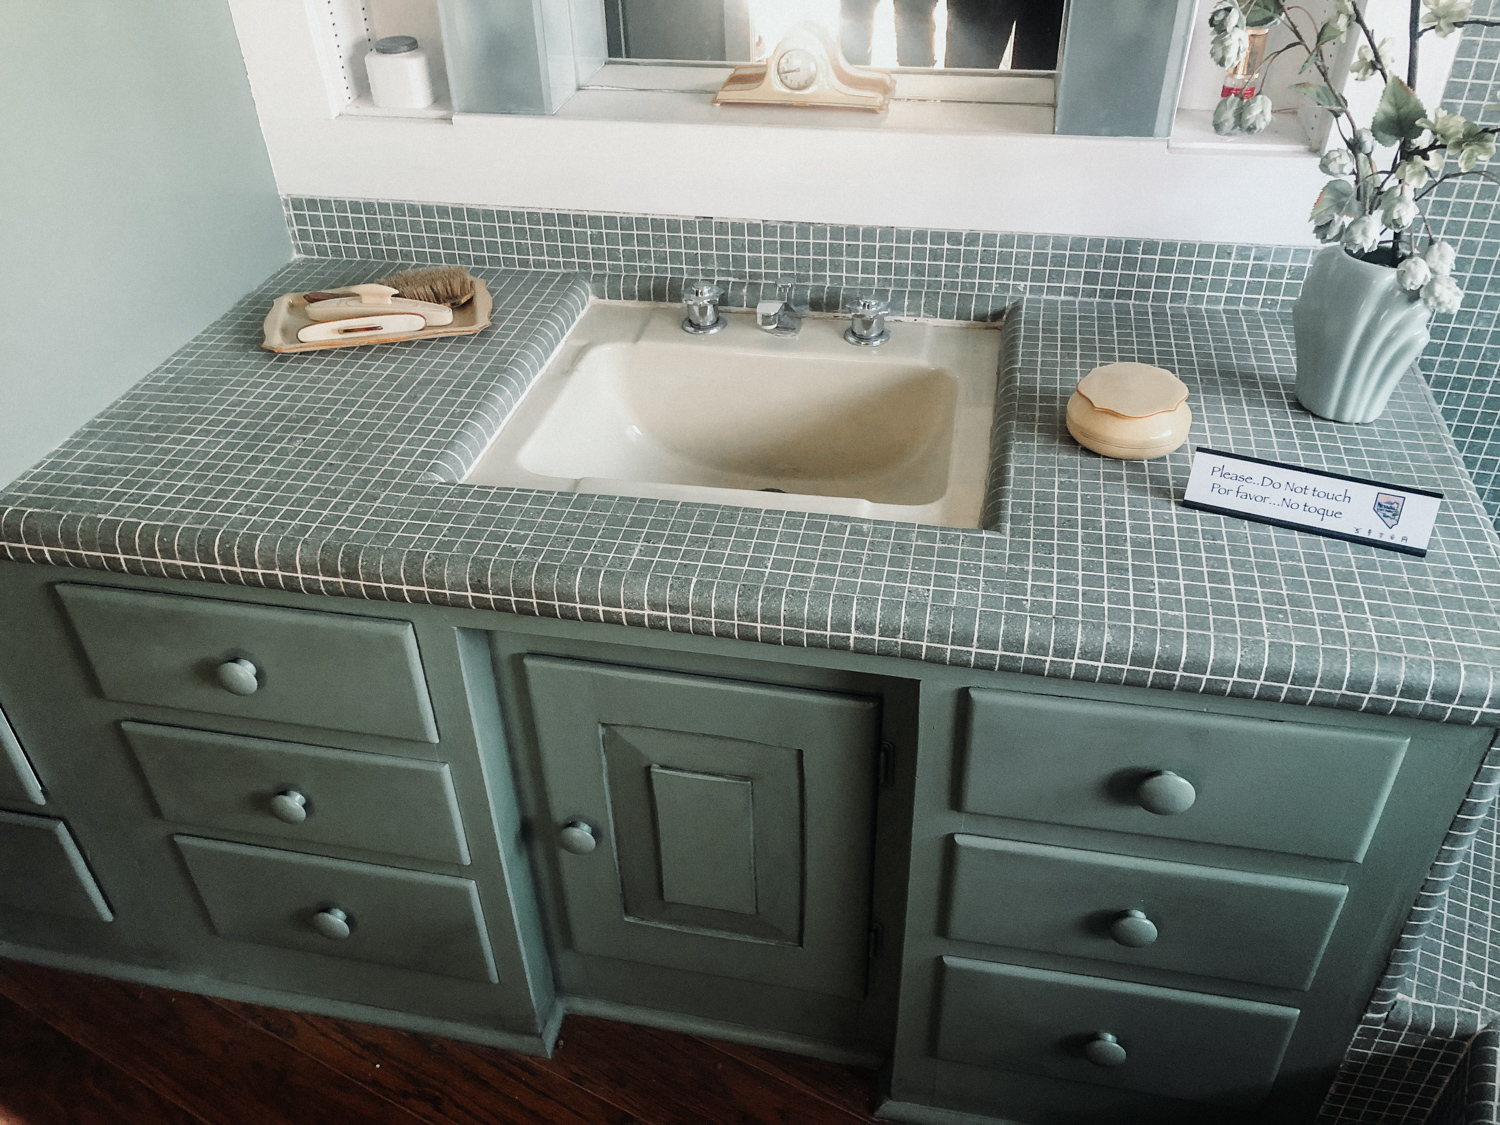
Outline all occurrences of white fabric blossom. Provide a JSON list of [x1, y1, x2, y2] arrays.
[[1397, 256, 1432, 291], [1381, 186, 1419, 230], [1213, 96, 1243, 135], [1424, 106, 1472, 147], [1211, 27, 1250, 68], [1351, 38, 1394, 81], [1343, 215, 1382, 254], [1320, 148, 1356, 175], [1209, 2, 1246, 32], [1353, 128, 1376, 154], [1421, 0, 1473, 37], [1421, 273, 1463, 312], [1315, 215, 1350, 243], [1424, 240, 1457, 275], [1238, 94, 1273, 134]]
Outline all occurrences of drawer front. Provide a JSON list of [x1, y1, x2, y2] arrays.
[[961, 689, 1407, 861], [175, 836, 497, 982], [124, 723, 469, 865], [946, 835, 1347, 989], [0, 704, 44, 805], [0, 810, 112, 921], [935, 956, 1299, 1107], [57, 584, 438, 744]]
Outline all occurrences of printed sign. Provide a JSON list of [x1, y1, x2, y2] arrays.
[[1182, 448, 1444, 557]]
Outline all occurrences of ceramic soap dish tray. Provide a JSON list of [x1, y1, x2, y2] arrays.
[[261, 279, 493, 353]]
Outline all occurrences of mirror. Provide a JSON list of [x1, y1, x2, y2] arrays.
[[603, 0, 1066, 71]]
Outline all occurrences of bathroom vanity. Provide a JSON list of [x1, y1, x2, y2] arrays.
[[1, 260, 1497, 1125]]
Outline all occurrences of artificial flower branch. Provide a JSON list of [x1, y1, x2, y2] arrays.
[[1207, 0, 1497, 313]]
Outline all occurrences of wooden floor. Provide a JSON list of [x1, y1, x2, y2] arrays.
[[0, 959, 881, 1125]]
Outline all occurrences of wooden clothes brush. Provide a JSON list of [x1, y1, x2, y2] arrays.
[[304, 266, 477, 308], [378, 265, 477, 307]]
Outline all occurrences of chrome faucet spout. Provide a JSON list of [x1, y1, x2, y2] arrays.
[[755, 278, 804, 337]]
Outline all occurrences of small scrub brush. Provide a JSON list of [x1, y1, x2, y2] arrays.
[[378, 265, 477, 308]]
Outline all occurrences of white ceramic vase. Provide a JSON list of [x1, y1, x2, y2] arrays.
[[1291, 245, 1431, 424]]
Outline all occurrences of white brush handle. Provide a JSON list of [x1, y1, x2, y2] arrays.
[[296, 313, 427, 342]]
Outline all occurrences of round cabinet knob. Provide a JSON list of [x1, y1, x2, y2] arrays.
[[1082, 1032, 1128, 1068], [216, 657, 259, 696], [311, 907, 351, 940], [558, 820, 597, 855], [1109, 909, 1159, 948], [269, 790, 309, 825], [1137, 770, 1196, 816]]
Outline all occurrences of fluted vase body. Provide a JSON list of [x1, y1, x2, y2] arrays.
[[1292, 246, 1430, 424]]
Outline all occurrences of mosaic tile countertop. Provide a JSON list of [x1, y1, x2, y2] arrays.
[[2, 258, 1499, 726]]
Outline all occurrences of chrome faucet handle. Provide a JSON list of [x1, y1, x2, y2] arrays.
[[845, 296, 890, 347], [682, 281, 726, 335]]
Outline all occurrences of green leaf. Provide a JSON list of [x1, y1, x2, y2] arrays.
[[1371, 79, 1428, 147], [1294, 81, 1345, 110], [1310, 178, 1357, 223], [1241, 0, 1283, 26], [1315, 16, 1348, 45]]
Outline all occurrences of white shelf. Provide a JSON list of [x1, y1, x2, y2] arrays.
[[342, 94, 453, 120]]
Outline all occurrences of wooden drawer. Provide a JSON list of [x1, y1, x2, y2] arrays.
[[175, 836, 497, 982], [0, 704, 44, 805], [945, 835, 1346, 990], [0, 810, 112, 921], [56, 584, 438, 744], [124, 723, 470, 865], [961, 689, 1408, 861], [935, 956, 1299, 1107]]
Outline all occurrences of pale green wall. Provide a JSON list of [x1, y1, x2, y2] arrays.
[[0, 1, 291, 487]]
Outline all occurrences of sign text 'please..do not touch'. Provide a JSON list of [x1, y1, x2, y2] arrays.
[[1182, 448, 1443, 557]]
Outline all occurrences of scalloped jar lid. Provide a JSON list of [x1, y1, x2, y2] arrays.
[[1067, 362, 1192, 460]]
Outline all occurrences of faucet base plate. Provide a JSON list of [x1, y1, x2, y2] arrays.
[[682, 316, 727, 335], [845, 326, 891, 347]]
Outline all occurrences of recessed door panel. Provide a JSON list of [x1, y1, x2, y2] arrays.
[[523, 656, 879, 1001]]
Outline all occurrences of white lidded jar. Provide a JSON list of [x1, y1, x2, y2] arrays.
[[365, 35, 435, 109]]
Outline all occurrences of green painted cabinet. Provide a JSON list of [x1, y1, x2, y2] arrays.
[[0, 559, 1492, 1123], [885, 685, 1493, 1125]]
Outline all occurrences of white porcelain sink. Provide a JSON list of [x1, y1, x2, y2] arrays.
[[464, 302, 1001, 528]]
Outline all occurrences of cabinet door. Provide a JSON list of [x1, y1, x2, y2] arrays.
[[0, 704, 44, 805], [523, 657, 879, 1000]]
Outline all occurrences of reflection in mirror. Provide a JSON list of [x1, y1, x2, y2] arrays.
[[603, 0, 1065, 71]]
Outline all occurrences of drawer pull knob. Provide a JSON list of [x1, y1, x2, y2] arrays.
[[1109, 909, 1159, 948], [216, 658, 259, 696], [269, 790, 309, 824], [559, 819, 597, 855], [1083, 1032, 1128, 1068], [311, 908, 351, 940], [1137, 770, 1196, 815]]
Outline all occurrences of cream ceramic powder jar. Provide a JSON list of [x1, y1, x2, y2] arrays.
[[1066, 362, 1192, 460]]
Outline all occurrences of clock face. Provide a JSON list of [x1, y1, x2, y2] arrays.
[[776, 48, 819, 92]]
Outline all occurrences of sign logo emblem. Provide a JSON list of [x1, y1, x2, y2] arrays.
[[1374, 492, 1406, 529]]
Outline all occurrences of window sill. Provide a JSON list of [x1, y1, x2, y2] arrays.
[[1168, 109, 1316, 155]]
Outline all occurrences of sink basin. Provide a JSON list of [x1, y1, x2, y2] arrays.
[[464, 302, 1001, 528]]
